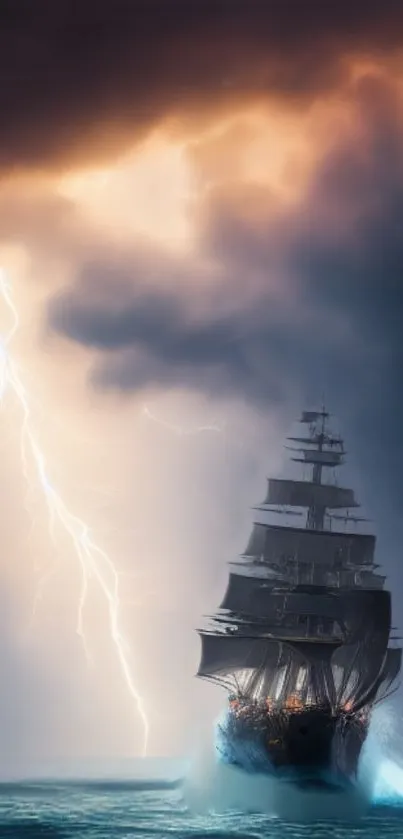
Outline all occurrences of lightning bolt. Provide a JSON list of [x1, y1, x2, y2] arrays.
[[142, 403, 224, 436], [142, 402, 254, 452], [0, 269, 149, 755]]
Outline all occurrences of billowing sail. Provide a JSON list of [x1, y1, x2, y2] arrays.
[[262, 479, 358, 509], [226, 586, 335, 622], [330, 589, 392, 709], [220, 582, 390, 646], [197, 633, 328, 684], [344, 589, 391, 641], [220, 573, 276, 613], [243, 523, 375, 566], [243, 524, 267, 558], [197, 632, 277, 677], [221, 575, 341, 620], [333, 643, 399, 712]]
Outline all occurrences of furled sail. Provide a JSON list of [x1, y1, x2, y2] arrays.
[[262, 479, 358, 510], [287, 436, 343, 446]]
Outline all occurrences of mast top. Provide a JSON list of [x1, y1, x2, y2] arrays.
[[279, 406, 353, 531]]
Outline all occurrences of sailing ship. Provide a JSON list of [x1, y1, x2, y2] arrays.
[[196, 409, 401, 789]]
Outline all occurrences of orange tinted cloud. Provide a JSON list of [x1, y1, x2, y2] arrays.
[[2, 0, 403, 175]]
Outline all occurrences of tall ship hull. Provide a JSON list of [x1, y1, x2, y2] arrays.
[[196, 409, 401, 790]]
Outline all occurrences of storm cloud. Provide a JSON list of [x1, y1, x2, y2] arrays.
[[2, 0, 403, 172], [49, 76, 402, 396], [48, 72, 403, 568]]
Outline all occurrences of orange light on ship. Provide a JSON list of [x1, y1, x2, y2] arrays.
[[285, 694, 303, 711]]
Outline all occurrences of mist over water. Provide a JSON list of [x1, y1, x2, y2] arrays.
[[183, 701, 403, 822]]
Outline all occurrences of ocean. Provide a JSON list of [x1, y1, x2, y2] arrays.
[[1, 770, 403, 839]]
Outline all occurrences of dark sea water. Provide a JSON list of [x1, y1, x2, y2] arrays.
[[1, 776, 403, 839], [2, 710, 403, 839]]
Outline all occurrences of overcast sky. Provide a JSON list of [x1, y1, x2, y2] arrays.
[[0, 0, 402, 775]]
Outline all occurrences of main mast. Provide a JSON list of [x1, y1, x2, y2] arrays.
[[286, 409, 346, 532], [306, 409, 328, 531]]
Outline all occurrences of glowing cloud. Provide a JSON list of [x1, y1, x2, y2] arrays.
[[58, 138, 196, 253]]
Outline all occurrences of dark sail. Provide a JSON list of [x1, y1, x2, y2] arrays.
[[220, 573, 277, 612], [261, 479, 359, 510], [242, 524, 375, 566], [220, 573, 390, 643], [197, 633, 279, 677]]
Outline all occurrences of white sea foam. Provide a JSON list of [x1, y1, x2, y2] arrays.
[[184, 703, 403, 820]]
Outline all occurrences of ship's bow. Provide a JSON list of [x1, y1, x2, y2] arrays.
[[217, 704, 369, 788]]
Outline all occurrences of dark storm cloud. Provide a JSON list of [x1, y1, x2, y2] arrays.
[[48, 74, 403, 598], [50, 279, 301, 402], [50, 76, 402, 405], [2, 0, 403, 171]]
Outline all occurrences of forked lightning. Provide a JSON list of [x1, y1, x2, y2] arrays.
[[0, 269, 149, 755]]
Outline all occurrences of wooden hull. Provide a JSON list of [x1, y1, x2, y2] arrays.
[[216, 705, 370, 789]]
